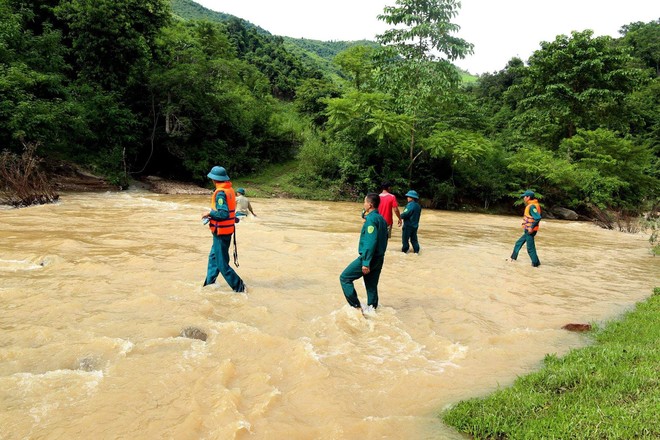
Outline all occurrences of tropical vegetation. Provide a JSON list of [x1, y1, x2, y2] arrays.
[[1, 0, 658, 219]]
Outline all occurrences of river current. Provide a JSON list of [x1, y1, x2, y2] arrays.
[[1, 190, 658, 439]]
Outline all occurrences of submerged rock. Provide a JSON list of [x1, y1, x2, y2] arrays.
[[179, 326, 208, 341]]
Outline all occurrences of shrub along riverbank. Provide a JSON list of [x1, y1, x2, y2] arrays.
[[442, 287, 660, 439]]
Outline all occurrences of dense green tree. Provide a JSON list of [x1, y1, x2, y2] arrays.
[[506, 146, 578, 205], [375, 0, 473, 182], [333, 45, 377, 90], [146, 20, 300, 180], [619, 19, 660, 76], [626, 77, 660, 145], [324, 91, 411, 156], [504, 127, 658, 212], [2, 0, 309, 186], [506, 30, 650, 149], [46, 0, 173, 185], [294, 77, 341, 127], [422, 124, 507, 207], [466, 58, 525, 138], [315, 91, 411, 189], [55, 0, 171, 91], [376, 0, 472, 61], [0, 0, 70, 152], [558, 128, 657, 209]]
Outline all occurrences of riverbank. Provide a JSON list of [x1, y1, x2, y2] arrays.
[[42, 161, 209, 195], [42, 160, 332, 199], [442, 287, 660, 439]]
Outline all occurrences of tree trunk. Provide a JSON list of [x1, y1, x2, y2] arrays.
[[165, 92, 171, 134], [408, 121, 416, 186]]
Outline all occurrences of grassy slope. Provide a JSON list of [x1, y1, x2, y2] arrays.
[[231, 160, 336, 201], [442, 288, 660, 439], [459, 70, 479, 83]]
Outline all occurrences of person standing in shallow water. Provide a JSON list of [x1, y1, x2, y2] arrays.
[[400, 190, 422, 254], [235, 188, 256, 217], [510, 190, 542, 267], [340, 193, 389, 312], [378, 181, 401, 238], [202, 166, 247, 292]]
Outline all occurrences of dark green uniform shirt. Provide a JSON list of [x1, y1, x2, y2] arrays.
[[359, 211, 389, 267], [400, 200, 421, 228]]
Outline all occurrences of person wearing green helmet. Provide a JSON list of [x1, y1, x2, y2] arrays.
[[510, 190, 542, 267], [235, 188, 256, 217], [400, 190, 422, 254], [201, 166, 247, 292]]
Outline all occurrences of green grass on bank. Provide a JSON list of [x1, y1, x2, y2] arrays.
[[460, 71, 479, 83], [232, 160, 338, 201], [442, 287, 660, 440]]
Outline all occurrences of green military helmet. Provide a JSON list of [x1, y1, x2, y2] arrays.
[[405, 190, 419, 199], [207, 166, 230, 181]]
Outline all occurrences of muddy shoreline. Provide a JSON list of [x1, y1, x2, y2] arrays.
[[45, 161, 209, 195]]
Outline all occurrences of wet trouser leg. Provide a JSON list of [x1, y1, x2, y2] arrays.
[[340, 255, 384, 309], [402, 226, 410, 253], [526, 231, 540, 266], [204, 234, 245, 291], [511, 232, 526, 260], [340, 257, 364, 308], [403, 226, 420, 253], [363, 256, 383, 308], [511, 231, 540, 266], [409, 226, 419, 253]]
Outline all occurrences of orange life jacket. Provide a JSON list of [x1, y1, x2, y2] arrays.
[[209, 182, 236, 236], [522, 199, 541, 232]]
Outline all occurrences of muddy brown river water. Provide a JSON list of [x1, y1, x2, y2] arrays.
[[1, 191, 658, 439]]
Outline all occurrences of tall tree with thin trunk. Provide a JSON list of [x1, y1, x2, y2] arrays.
[[376, 0, 473, 184]]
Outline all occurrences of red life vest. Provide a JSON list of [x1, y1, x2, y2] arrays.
[[522, 199, 541, 232], [209, 182, 236, 236]]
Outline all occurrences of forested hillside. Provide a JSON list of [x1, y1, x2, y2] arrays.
[[170, 0, 263, 32], [169, 0, 475, 82], [170, 0, 385, 80], [1, 0, 657, 219]]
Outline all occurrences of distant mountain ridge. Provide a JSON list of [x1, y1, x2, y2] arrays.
[[170, 0, 477, 81], [170, 0, 269, 34], [170, 0, 368, 65]]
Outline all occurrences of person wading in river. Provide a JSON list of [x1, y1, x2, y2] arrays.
[[378, 181, 401, 238], [235, 188, 256, 217], [202, 166, 247, 292], [510, 190, 542, 267], [340, 193, 389, 313], [400, 190, 422, 254]]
